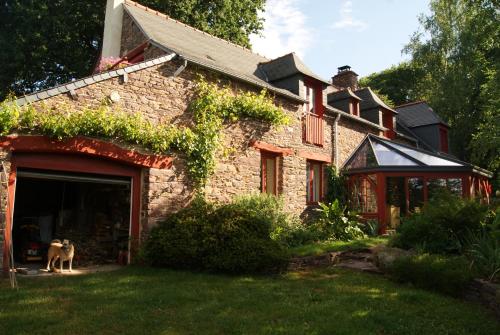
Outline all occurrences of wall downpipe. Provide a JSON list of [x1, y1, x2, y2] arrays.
[[334, 113, 341, 169]]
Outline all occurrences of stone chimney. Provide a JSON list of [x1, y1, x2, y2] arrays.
[[102, 0, 125, 58], [331, 65, 359, 91]]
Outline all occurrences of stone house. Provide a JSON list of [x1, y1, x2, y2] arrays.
[[0, 0, 491, 270]]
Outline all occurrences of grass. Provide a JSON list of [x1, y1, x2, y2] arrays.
[[1, 266, 499, 335], [290, 237, 388, 257]]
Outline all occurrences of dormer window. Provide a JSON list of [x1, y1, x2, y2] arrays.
[[305, 85, 316, 114], [350, 98, 360, 116], [303, 79, 324, 146], [382, 110, 396, 139]]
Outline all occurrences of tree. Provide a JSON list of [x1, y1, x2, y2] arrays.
[[0, 0, 265, 99], [361, 0, 499, 179], [140, 0, 265, 49], [359, 62, 426, 106], [0, 1, 106, 99]]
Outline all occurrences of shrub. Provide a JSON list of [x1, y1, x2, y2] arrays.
[[465, 229, 500, 282], [142, 196, 215, 269], [142, 195, 289, 274], [324, 166, 347, 206], [312, 200, 365, 241], [387, 254, 474, 297], [204, 201, 289, 273], [391, 192, 490, 254], [361, 220, 379, 237], [390, 213, 458, 253]]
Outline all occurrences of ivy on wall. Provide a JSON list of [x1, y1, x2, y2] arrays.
[[0, 79, 290, 188]]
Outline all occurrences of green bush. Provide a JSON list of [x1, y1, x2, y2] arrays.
[[465, 229, 500, 282], [361, 220, 379, 237], [387, 254, 474, 296], [324, 166, 347, 206], [391, 192, 490, 254], [312, 200, 365, 241], [142, 196, 215, 270], [142, 195, 289, 274]]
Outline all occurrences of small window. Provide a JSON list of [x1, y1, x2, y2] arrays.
[[306, 161, 324, 203], [351, 99, 360, 116], [261, 153, 278, 195]]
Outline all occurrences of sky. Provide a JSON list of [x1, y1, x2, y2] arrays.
[[250, 0, 431, 79]]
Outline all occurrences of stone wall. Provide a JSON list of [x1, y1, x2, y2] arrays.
[[120, 12, 148, 56], [336, 117, 378, 167], [1, 56, 376, 256], [11, 57, 366, 228]]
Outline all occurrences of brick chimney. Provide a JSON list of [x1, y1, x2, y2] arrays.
[[102, 0, 125, 58], [331, 65, 359, 91]]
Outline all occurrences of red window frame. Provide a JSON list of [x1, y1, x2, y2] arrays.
[[303, 78, 324, 146], [261, 151, 279, 195], [306, 160, 324, 204], [382, 110, 395, 139], [350, 98, 360, 116]]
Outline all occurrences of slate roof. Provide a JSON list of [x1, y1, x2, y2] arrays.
[[324, 105, 385, 131], [354, 87, 397, 113], [327, 88, 362, 103], [258, 53, 329, 84], [395, 101, 449, 128], [124, 1, 310, 101]]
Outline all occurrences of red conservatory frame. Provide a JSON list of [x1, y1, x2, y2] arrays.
[[343, 135, 492, 235]]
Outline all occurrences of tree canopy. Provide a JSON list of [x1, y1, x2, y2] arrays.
[[360, 0, 499, 181], [0, 0, 265, 99]]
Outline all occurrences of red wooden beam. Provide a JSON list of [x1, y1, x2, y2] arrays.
[[2, 152, 143, 272], [249, 140, 293, 156], [297, 150, 332, 163], [0, 135, 172, 169]]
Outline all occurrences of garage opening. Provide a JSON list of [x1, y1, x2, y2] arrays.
[[12, 168, 131, 268]]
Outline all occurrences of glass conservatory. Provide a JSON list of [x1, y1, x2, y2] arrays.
[[343, 135, 492, 234]]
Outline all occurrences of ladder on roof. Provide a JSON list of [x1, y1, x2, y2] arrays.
[[1, 161, 17, 289]]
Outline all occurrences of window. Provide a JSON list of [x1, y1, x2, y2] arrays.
[[306, 161, 324, 203], [408, 177, 424, 213], [305, 85, 316, 114], [382, 111, 395, 139], [261, 152, 278, 195], [350, 175, 377, 213], [303, 80, 324, 146], [350, 99, 360, 116]]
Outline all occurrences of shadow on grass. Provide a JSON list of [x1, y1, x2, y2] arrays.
[[290, 237, 388, 257], [1, 266, 498, 335]]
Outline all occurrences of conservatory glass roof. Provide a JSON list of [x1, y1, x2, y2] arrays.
[[344, 135, 465, 171]]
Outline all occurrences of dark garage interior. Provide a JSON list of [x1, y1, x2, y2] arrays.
[[12, 168, 132, 267]]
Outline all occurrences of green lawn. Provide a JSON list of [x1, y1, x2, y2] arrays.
[[290, 237, 388, 257], [1, 266, 498, 335]]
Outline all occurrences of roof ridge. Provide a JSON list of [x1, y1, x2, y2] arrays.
[[259, 52, 295, 64], [395, 100, 427, 108], [124, 0, 270, 60]]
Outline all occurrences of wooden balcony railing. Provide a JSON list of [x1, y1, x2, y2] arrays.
[[303, 113, 324, 146]]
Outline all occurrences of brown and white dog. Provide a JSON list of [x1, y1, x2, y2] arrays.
[[46, 239, 75, 272]]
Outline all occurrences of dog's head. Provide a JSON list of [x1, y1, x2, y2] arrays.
[[62, 239, 73, 251]]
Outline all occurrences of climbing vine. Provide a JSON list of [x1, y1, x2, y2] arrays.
[[0, 78, 289, 188]]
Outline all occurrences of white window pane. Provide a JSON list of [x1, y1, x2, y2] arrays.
[[372, 142, 418, 166]]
